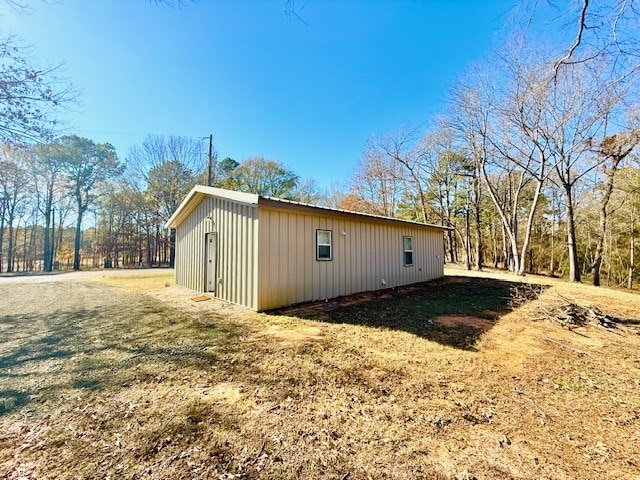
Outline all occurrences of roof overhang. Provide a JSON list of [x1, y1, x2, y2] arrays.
[[166, 185, 452, 232], [257, 196, 452, 231]]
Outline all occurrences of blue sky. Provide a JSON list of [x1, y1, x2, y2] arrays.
[[6, 0, 513, 188]]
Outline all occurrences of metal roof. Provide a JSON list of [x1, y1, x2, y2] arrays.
[[166, 185, 451, 231]]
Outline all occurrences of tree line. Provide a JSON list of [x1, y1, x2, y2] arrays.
[[332, 1, 640, 288], [0, 133, 321, 272], [1, 0, 638, 289]]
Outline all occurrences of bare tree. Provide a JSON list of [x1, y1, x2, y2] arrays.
[[550, 0, 640, 80], [449, 47, 558, 276], [590, 125, 640, 285], [55, 135, 121, 270], [350, 140, 404, 218], [0, 143, 31, 271]]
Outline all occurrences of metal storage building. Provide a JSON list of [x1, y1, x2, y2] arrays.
[[166, 185, 448, 311]]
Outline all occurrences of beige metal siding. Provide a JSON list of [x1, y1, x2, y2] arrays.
[[257, 207, 444, 310], [174, 197, 259, 309]]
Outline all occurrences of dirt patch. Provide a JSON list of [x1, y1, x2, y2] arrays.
[[435, 315, 495, 332]]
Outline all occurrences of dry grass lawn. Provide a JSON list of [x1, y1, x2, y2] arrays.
[[0, 268, 639, 479]]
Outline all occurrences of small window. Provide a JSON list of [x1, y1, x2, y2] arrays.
[[317, 229, 332, 261], [403, 236, 413, 266]]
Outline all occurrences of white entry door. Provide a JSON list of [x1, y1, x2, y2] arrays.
[[205, 233, 217, 293]]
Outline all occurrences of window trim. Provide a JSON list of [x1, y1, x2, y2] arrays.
[[403, 235, 413, 266], [316, 229, 332, 261]]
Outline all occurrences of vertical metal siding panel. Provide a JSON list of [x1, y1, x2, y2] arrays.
[[356, 222, 362, 293], [352, 221, 358, 294], [378, 225, 384, 287], [217, 200, 223, 298], [430, 230, 435, 279], [433, 231, 438, 278], [296, 214, 305, 304], [237, 203, 243, 304], [327, 217, 335, 299], [311, 216, 318, 301], [316, 216, 322, 300], [270, 211, 279, 308], [333, 218, 340, 298], [225, 202, 231, 301], [304, 215, 313, 302], [238, 204, 244, 306], [243, 206, 249, 307], [361, 222, 367, 291], [223, 200, 229, 301], [380, 225, 386, 286], [371, 223, 377, 291], [263, 209, 273, 309], [266, 210, 273, 308], [366, 223, 373, 291], [323, 217, 329, 299], [257, 208, 268, 311], [192, 202, 197, 291], [227, 201, 234, 303], [229, 202, 235, 303], [343, 221, 350, 295], [360, 222, 365, 291], [270, 209, 276, 308], [385, 225, 392, 287], [233, 203, 239, 304], [246, 206, 252, 309], [256, 208, 263, 310], [334, 220, 346, 296], [374, 224, 380, 288], [280, 211, 287, 308], [251, 207, 259, 310], [287, 213, 295, 306]]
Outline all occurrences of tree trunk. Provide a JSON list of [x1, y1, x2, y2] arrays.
[[481, 163, 520, 274], [629, 205, 635, 289], [591, 159, 620, 286], [464, 203, 471, 270], [22, 222, 28, 271], [564, 185, 581, 282], [43, 193, 53, 271], [549, 191, 556, 276], [0, 202, 5, 273], [473, 170, 483, 270], [7, 212, 15, 273], [73, 208, 84, 271], [169, 228, 176, 268], [517, 178, 544, 275]]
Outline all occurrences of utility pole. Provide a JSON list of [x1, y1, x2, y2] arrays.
[[207, 134, 214, 186]]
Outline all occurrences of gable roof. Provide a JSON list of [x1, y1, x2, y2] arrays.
[[166, 185, 450, 231]]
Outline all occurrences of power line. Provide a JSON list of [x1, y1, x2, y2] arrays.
[[76, 129, 204, 140]]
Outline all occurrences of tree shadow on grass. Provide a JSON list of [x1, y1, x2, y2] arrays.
[[269, 276, 547, 350], [0, 289, 246, 416]]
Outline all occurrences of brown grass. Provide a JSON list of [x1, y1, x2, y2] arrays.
[[90, 271, 174, 292], [1, 270, 639, 479]]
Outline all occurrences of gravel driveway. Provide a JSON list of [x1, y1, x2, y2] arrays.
[[0, 267, 172, 284], [0, 278, 178, 413]]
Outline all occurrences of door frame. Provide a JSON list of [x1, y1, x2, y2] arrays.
[[205, 232, 217, 293]]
